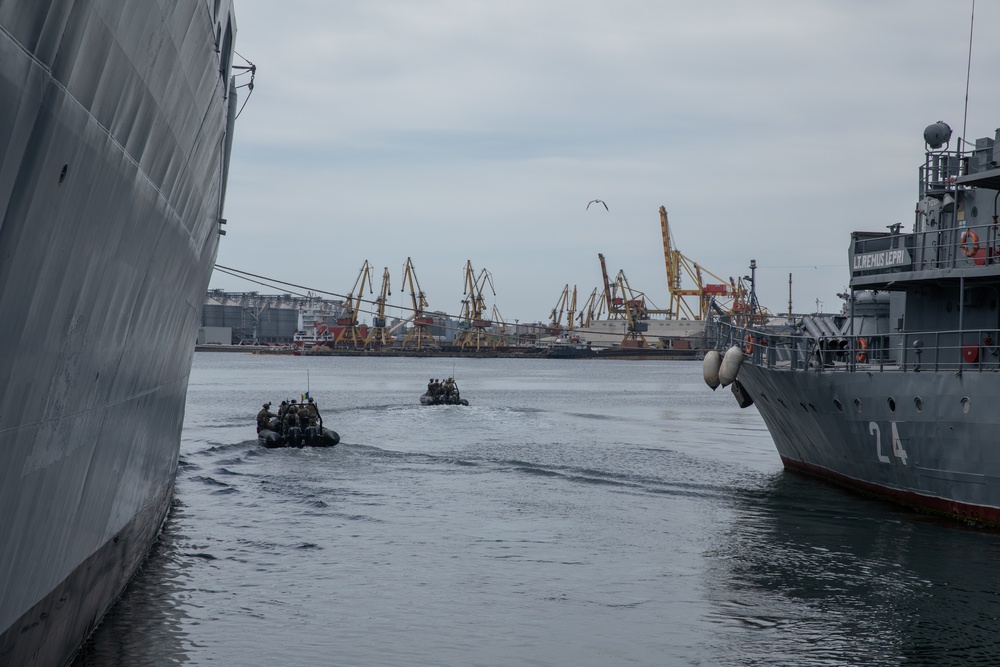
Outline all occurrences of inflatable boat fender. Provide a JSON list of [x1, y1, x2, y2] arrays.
[[702, 350, 722, 390], [718, 345, 743, 387]]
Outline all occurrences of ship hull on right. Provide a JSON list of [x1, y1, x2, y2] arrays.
[[714, 120, 1000, 525]]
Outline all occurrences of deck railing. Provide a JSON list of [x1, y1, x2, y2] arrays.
[[716, 320, 1000, 373]]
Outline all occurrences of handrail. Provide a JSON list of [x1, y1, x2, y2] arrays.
[[716, 320, 1000, 373]]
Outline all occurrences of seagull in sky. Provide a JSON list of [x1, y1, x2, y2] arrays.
[[587, 199, 608, 211]]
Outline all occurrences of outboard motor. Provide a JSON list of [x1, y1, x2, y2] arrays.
[[285, 425, 304, 448], [304, 425, 320, 444]]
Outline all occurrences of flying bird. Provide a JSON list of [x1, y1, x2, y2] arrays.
[[587, 199, 608, 211]]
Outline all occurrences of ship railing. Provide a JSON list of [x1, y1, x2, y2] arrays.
[[717, 321, 1000, 373], [850, 219, 1000, 280]]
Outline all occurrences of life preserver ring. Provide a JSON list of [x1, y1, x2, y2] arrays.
[[961, 229, 980, 257], [856, 337, 868, 363], [744, 335, 754, 354]]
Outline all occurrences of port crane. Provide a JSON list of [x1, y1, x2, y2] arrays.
[[399, 257, 437, 350], [615, 270, 650, 347], [575, 287, 606, 329], [454, 260, 496, 351], [659, 205, 747, 321], [335, 260, 373, 348], [365, 266, 393, 349], [548, 284, 577, 335]]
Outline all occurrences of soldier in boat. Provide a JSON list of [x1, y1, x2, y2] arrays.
[[256, 402, 276, 433]]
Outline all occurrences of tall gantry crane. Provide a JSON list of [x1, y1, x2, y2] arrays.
[[660, 205, 743, 321], [335, 260, 374, 348], [399, 257, 437, 350], [548, 284, 577, 335], [491, 305, 509, 348], [616, 270, 650, 347], [454, 260, 496, 351], [365, 266, 393, 349], [576, 287, 605, 329]]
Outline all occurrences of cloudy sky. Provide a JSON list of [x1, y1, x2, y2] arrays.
[[214, 0, 998, 325]]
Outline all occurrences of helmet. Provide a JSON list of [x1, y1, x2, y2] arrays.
[[263, 402, 270, 408]]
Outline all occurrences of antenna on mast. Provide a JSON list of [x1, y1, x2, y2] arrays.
[[962, 0, 976, 151]]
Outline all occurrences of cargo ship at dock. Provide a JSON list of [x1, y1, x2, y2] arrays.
[[710, 119, 1000, 525], [0, 1, 240, 664]]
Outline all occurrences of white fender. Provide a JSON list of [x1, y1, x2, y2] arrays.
[[718, 345, 743, 387], [702, 350, 722, 390]]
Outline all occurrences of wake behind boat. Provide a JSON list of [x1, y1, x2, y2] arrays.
[[705, 119, 1000, 526]]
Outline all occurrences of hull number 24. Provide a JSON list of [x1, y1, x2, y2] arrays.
[[869, 422, 908, 465]]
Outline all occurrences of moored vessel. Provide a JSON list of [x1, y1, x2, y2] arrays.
[[709, 120, 1000, 525], [0, 1, 240, 664]]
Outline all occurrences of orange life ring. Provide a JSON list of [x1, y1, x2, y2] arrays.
[[856, 337, 868, 363], [961, 229, 980, 257], [744, 335, 754, 354]]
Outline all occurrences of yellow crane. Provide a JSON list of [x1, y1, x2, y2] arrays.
[[548, 284, 577, 335], [660, 205, 745, 321], [576, 287, 605, 329], [454, 260, 496, 351], [335, 260, 373, 348], [365, 266, 393, 349], [399, 257, 437, 350]]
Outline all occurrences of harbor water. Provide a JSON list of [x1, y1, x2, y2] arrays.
[[75, 353, 1000, 666]]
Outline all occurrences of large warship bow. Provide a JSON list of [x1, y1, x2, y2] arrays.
[[0, 1, 238, 663], [710, 120, 1000, 525]]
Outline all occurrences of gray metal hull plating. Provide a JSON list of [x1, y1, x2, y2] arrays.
[[737, 363, 1000, 523], [0, 1, 236, 664]]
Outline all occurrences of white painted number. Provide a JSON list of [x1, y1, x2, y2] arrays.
[[870, 422, 890, 463], [869, 421, 908, 465]]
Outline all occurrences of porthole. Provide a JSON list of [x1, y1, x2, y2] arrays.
[[854, 398, 863, 413], [887, 397, 896, 412], [962, 396, 971, 414], [833, 399, 844, 413], [914, 396, 923, 411]]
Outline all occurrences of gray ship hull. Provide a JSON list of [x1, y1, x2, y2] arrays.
[[0, 1, 237, 664], [736, 363, 1000, 524]]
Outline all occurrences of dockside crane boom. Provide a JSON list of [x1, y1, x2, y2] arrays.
[[455, 260, 497, 351], [616, 270, 649, 348], [335, 260, 374, 348], [659, 205, 751, 321], [400, 257, 438, 350], [365, 266, 393, 349], [576, 287, 604, 329]]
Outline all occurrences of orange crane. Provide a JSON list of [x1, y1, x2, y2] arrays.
[[365, 266, 393, 349], [597, 253, 620, 317], [454, 260, 496, 351], [399, 257, 438, 350], [660, 205, 745, 321], [335, 260, 373, 348]]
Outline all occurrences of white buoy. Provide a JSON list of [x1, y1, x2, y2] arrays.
[[702, 350, 722, 390], [718, 345, 743, 387]]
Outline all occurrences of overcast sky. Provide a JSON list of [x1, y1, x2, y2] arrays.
[[214, 0, 998, 325]]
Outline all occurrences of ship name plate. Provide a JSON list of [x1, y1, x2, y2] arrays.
[[852, 248, 911, 272]]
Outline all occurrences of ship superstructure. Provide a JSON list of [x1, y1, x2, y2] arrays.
[[0, 1, 239, 663], [711, 121, 1000, 524]]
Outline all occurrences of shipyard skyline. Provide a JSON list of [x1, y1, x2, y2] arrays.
[[215, 0, 1000, 323]]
